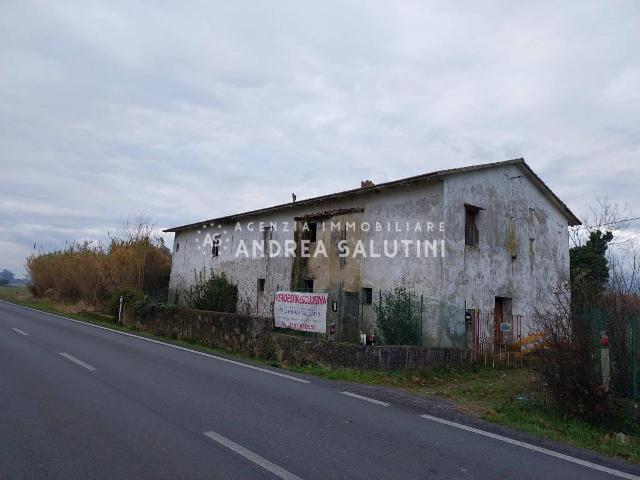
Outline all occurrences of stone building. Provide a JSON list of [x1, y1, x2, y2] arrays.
[[165, 158, 580, 347]]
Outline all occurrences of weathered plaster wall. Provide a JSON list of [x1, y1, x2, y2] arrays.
[[442, 164, 570, 336], [355, 181, 446, 340], [169, 181, 447, 340], [167, 163, 572, 346], [168, 211, 295, 315]]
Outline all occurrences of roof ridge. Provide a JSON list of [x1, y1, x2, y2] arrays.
[[164, 157, 580, 232]]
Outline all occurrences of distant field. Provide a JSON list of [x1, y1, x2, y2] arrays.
[[0, 285, 29, 299]]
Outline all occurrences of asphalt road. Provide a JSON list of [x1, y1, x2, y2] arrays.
[[1, 300, 639, 480]]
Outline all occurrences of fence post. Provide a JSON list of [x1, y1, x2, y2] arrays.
[[337, 285, 342, 342], [378, 289, 382, 341], [408, 292, 412, 345], [118, 295, 124, 324], [600, 331, 611, 392], [420, 294, 424, 347], [632, 313, 639, 400]]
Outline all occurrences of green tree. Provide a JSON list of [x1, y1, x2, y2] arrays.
[[569, 230, 613, 296], [0, 269, 15, 286]]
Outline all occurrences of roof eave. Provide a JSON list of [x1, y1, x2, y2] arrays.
[[163, 157, 582, 232], [516, 162, 581, 226]]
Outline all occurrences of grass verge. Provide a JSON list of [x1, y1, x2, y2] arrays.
[[291, 364, 640, 463], [2, 287, 638, 464]]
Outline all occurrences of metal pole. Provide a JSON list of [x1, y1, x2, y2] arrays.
[[632, 313, 639, 400], [358, 292, 362, 336]]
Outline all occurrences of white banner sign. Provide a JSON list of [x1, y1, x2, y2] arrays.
[[274, 291, 328, 333]]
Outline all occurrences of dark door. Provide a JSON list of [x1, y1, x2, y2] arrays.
[[342, 292, 360, 342]]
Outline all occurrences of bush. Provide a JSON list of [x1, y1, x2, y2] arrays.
[[110, 287, 145, 320], [532, 288, 611, 423], [26, 216, 171, 309], [128, 297, 179, 320], [374, 284, 421, 345], [186, 268, 238, 313]]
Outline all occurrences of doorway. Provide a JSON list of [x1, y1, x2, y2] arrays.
[[494, 297, 512, 346], [342, 292, 360, 342]]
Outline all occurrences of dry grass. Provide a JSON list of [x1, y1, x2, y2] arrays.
[[26, 219, 171, 309]]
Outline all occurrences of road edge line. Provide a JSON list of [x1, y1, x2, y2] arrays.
[[0, 300, 309, 384], [340, 391, 390, 406], [419, 414, 640, 480]]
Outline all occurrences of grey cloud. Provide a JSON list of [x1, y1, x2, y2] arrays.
[[1, 0, 639, 275]]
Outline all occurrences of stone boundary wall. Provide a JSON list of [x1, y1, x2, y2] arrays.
[[123, 306, 470, 371]]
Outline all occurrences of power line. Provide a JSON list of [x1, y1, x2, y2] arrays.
[[572, 216, 640, 231]]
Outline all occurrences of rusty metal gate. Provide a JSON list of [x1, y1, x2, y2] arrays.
[[470, 310, 523, 367]]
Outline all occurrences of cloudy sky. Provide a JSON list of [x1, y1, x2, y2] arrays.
[[1, 1, 639, 276]]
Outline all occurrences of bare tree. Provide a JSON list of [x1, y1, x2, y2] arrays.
[[532, 286, 610, 422], [570, 197, 635, 248], [113, 214, 162, 291]]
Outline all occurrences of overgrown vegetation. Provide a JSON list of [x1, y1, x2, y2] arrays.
[[532, 289, 611, 423], [26, 216, 171, 310], [532, 199, 640, 428], [186, 267, 238, 313], [374, 283, 421, 345]]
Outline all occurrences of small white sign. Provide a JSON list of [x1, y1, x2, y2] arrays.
[[274, 291, 328, 333]]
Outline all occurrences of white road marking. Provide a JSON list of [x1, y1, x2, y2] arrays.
[[204, 430, 303, 480], [420, 414, 640, 480], [340, 391, 390, 406], [11, 327, 28, 336], [0, 300, 309, 384], [5, 300, 637, 478], [59, 352, 96, 371]]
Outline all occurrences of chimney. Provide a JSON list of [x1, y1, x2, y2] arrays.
[[292, 193, 297, 203]]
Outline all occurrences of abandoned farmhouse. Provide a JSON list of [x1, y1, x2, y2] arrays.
[[165, 158, 580, 347]]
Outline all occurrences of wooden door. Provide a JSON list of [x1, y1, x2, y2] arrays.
[[342, 292, 360, 343]]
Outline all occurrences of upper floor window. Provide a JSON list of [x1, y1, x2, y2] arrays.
[[212, 234, 221, 257], [465, 204, 481, 247], [263, 226, 273, 257], [302, 221, 317, 243], [263, 225, 273, 243]]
